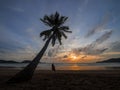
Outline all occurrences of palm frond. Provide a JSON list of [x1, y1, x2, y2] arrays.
[[59, 26, 72, 33], [43, 36, 47, 41], [51, 35, 57, 46], [57, 36, 62, 45], [40, 12, 71, 46], [45, 15, 55, 26], [61, 32, 67, 39], [59, 26, 69, 30], [40, 18, 52, 27], [50, 14, 55, 25], [56, 31, 62, 45], [40, 30, 52, 38], [55, 12, 60, 25], [62, 29, 72, 33], [62, 17, 68, 23]]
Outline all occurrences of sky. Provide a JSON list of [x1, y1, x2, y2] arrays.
[[0, 0, 120, 63]]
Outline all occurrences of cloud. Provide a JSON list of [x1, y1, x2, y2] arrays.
[[78, 0, 89, 12], [8, 7, 24, 12], [0, 44, 36, 60], [25, 27, 44, 48], [48, 49, 53, 57], [0, 26, 39, 60], [85, 13, 110, 37], [108, 41, 120, 52], [72, 31, 112, 56], [47, 45, 64, 57], [0, 26, 31, 47], [63, 55, 68, 58], [90, 30, 112, 47], [81, 55, 87, 59], [72, 47, 108, 56]]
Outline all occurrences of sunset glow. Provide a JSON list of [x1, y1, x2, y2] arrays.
[[0, 0, 120, 63]]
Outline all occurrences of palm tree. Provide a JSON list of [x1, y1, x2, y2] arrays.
[[7, 12, 72, 83]]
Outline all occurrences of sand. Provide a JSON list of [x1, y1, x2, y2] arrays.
[[0, 67, 120, 90]]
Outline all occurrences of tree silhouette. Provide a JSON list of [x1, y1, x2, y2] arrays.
[[7, 12, 72, 83]]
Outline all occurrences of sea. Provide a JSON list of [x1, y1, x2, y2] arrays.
[[0, 63, 120, 70]]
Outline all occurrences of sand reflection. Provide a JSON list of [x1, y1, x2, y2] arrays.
[[58, 64, 106, 70]]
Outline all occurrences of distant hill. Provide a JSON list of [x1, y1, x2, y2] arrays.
[[97, 58, 120, 63], [21, 60, 31, 63], [0, 60, 19, 63], [21, 60, 42, 63], [0, 60, 40, 64]]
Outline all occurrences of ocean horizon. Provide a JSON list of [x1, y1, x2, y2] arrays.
[[0, 62, 120, 71]]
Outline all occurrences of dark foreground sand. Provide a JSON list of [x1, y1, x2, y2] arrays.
[[0, 67, 120, 90]]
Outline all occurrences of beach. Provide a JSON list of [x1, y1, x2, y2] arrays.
[[0, 67, 120, 90]]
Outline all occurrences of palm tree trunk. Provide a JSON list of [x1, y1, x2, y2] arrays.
[[7, 36, 52, 83]]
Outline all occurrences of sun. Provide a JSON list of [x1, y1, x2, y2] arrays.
[[72, 56, 77, 59], [65, 53, 79, 62], [70, 55, 78, 61]]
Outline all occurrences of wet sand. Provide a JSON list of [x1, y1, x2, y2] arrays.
[[0, 67, 120, 90]]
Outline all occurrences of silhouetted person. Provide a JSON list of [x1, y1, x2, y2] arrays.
[[52, 63, 56, 71]]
